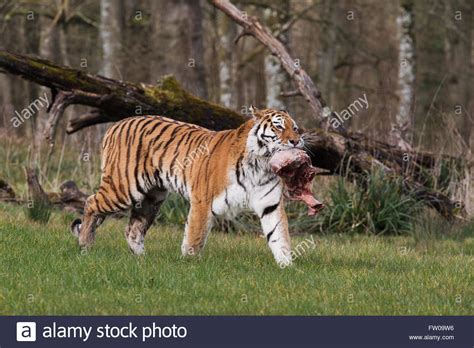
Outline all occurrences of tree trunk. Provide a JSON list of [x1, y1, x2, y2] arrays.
[[99, 0, 123, 80], [0, 74, 14, 128], [395, 0, 416, 146], [443, 0, 473, 214], [33, 9, 58, 157], [263, 5, 289, 109], [317, 0, 338, 107], [217, 14, 237, 108], [184, 0, 208, 99], [444, 0, 473, 152]]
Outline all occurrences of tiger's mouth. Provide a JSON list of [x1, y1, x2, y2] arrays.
[[269, 148, 324, 216]]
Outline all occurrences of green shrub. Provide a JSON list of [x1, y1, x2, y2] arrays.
[[25, 200, 52, 224], [317, 170, 422, 235], [158, 193, 189, 225]]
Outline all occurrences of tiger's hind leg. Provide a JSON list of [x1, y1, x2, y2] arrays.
[[125, 190, 167, 255], [71, 194, 111, 249]]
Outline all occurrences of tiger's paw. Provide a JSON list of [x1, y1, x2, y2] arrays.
[[126, 235, 145, 255], [273, 248, 293, 269], [181, 244, 202, 258]]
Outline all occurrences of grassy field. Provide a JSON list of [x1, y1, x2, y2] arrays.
[[0, 202, 472, 315]]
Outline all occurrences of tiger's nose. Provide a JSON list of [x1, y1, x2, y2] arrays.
[[289, 139, 297, 146]]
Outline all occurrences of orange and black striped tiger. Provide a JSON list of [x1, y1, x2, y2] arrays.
[[71, 106, 303, 266]]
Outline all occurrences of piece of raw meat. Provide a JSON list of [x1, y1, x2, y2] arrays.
[[269, 148, 324, 216]]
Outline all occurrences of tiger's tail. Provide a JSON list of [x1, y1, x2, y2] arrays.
[[70, 218, 82, 238]]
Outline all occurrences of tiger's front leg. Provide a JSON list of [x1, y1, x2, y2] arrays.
[[256, 198, 292, 267], [181, 202, 212, 257]]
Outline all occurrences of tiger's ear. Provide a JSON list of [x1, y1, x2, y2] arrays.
[[249, 105, 264, 120]]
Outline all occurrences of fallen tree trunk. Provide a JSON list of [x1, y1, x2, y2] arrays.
[[0, 178, 118, 218], [0, 50, 467, 220], [0, 50, 244, 142], [303, 131, 464, 219]]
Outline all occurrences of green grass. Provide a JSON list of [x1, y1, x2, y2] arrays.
[[0, 203, 472, 315]]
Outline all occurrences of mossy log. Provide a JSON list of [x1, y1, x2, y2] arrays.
[[0, 177, 118, 216], [0, 50, 467, 220], [0, 50, 244, 139]]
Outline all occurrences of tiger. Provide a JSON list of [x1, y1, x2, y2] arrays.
[[71, 106, 304, 267]]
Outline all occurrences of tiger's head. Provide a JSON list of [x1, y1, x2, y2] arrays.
[[248, 105, 303, 155]]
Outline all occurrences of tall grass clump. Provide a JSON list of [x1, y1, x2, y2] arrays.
[[25, 199, 52, 224], [317, 169, 422, 235], [158, 193, 189, 225]]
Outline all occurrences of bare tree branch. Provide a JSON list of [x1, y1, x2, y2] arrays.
[[210, 0, 336, 130]]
